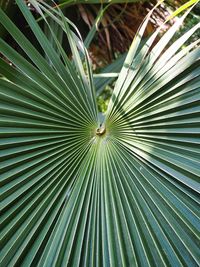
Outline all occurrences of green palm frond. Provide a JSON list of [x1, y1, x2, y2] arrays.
[[0, 1, 200, 266]]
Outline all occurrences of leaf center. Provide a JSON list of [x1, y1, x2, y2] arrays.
[[96, 124, 106, 136]]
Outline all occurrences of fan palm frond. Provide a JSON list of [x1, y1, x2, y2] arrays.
[[0, 1, 200, 266]]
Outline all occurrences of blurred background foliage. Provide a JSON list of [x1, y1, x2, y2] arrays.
[[0, 0, 199, 111]]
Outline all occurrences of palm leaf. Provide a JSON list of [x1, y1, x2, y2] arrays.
[[0, 1, 200, 266]]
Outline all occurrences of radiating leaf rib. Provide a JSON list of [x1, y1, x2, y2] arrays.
[[113, 146, 198, 266], [30, 0, 97, 116], [107, 16, 199, 120], [0, 10, 97, 124], [110, 51, 200, 123], [0, 41, 94, 125]]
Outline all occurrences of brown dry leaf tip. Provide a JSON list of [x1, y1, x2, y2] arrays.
[[96, 124, 106, 136]]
